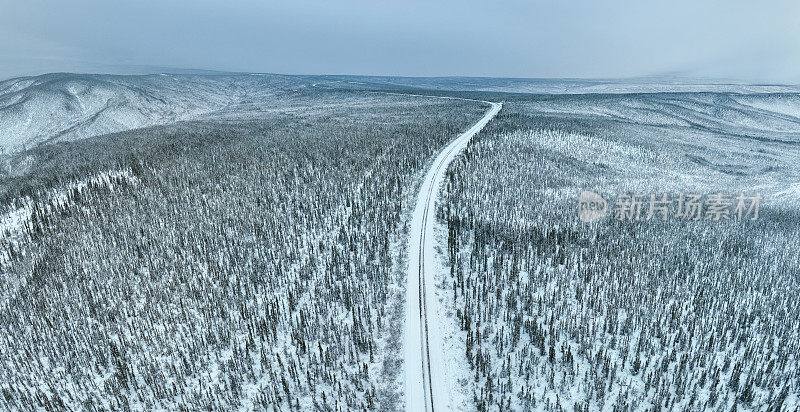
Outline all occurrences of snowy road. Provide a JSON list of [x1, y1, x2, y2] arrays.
[[405, 100, 501, 412]]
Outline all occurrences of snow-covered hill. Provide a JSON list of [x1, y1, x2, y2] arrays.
[[324, 75, 800, 95], [5, 74, 800, 154], [0, 73, 295, 152]]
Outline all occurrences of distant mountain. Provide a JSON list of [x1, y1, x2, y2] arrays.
[[329, 75, 800, 95], [3, 73, 800, 154], [0, 73, 289, 153]]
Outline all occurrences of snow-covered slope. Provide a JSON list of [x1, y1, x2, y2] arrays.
[[324, 75, 800, 95], [5, 74, 800, 154], [0, 73, 291, 152]]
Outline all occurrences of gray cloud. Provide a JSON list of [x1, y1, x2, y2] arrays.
[[2, 0, 798, 82]]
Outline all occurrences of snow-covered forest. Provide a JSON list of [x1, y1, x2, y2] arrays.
[[4, 0, 800, 408], [2, 74, 800, 411], [0, 78, 486, 410], [440, 94, 800, 410]]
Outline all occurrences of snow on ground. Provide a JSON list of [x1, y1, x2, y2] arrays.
[[432, 222, 477, 411], [0, 168, 139, 311], [0, 168, 138, 246], [325, 75, 800, 95], [0, 73, 296, 152], [404, 100, 500, 412]]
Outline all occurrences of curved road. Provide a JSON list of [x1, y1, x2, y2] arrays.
[[405, 100, 502, 412]]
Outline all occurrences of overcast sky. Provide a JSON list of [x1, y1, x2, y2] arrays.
[[2, 0, 799, 82]]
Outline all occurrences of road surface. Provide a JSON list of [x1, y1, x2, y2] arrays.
[[404, 100, 502, 412]]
